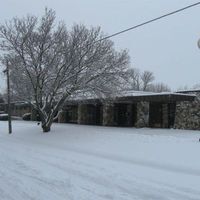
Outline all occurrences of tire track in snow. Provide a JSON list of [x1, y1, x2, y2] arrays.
[[1, 135, 200, 178], [0, 134, 200, 200], [1, 139, 199, 200]]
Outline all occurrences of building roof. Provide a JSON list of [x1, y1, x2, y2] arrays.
[[0, 91, 196, 107], [66, 90, 196, 104], [176, 89, 200, 93]]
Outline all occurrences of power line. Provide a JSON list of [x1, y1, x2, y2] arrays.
[[96, 2, 200, 43]]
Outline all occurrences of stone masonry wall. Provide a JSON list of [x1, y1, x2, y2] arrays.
[[135, 102, 149, 128], [78, 104, 88, 124], [103, 103, 114, 126], [174, 98, 200, 130]]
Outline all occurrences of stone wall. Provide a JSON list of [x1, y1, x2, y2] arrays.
[[174, 98, 200, 130], [103, 103, 114, 126], [135, 102, 149, 128], [78, 104, 88, 124]]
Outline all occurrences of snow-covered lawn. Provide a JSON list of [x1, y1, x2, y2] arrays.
[[0, 121, 200, 200]]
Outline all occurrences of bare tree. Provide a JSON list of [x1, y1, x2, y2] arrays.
[[148, 82, 171, 92], [125, 69, 154, 91], [140, 70, 154, 91], [124, 68, 170, 92], [0, 9, 129, 132], [125, 68, 141, 90], [192, 83, 200, 90]]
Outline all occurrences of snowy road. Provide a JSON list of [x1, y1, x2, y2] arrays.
[[0, 121, 200, 200]]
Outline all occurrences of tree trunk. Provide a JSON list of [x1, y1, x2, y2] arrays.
[[42, 124, 51, 132], [38, 106, 55, 133], [41, 120, 52, 133], [38, 110, 53, 133]]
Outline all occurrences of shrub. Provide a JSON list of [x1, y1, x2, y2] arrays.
[[22, 113, 31, 121]]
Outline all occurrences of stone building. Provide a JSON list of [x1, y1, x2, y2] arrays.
[[1, 91, 198, 130], [57, 91, 195, 129]]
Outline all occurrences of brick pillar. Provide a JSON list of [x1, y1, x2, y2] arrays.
[[162, 104, 168, 128], [58, 111, 66, 123], [78, 104, 88, 124], [135, 102, 149, 128], [103, 103, 114, 126]]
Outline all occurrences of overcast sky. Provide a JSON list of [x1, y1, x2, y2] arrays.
[[0, 0, 200, 92]]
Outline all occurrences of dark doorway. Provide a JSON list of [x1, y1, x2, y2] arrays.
[[149, 102, 176, 128], [168, 102, 176, 128], [149, 102, 163, 128], [132, 104, 137, 127], [114, 103, 137, 127], [114, 104, 127, 126], [95, 104, 103, 125], [87, 104, 103, 125], [66, 105, 78, 123]]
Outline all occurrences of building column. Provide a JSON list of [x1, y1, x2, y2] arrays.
[[135, 102, 149, 128], [78, 104, 88, 124], [103, 103, 114, 126]]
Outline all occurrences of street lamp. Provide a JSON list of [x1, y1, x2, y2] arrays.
[[3, 60, 12, 134]]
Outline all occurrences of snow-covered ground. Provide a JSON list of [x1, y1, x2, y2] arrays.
[[0, 121, 200, 200]]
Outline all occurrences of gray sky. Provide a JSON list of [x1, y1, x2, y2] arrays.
[[0, 0, 200, 92]]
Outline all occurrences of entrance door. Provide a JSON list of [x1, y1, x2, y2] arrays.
[[114, 104, 128, 126], [149, 102, 163, 128]]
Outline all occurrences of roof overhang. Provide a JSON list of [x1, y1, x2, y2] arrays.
[[65, 92, 196, 105], [116, 93, 196, 103]]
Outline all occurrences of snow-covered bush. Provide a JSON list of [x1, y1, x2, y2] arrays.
[[22, 113, 31, 121]]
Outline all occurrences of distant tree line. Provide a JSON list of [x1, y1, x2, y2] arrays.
[[124, 68, 171, 92]]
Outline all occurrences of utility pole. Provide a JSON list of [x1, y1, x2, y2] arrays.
[[3, 60, 12, 134]]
